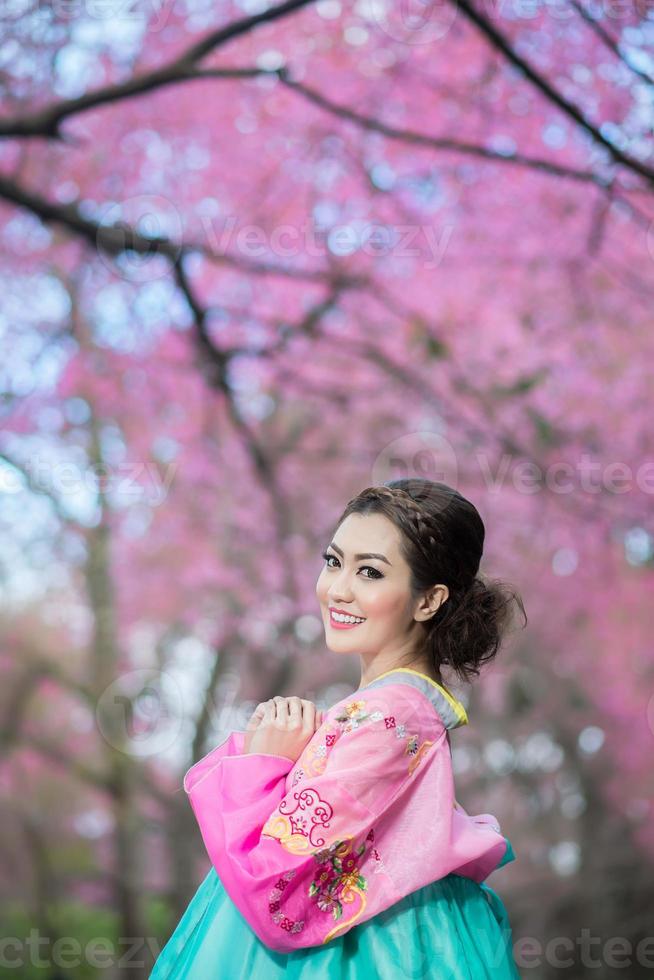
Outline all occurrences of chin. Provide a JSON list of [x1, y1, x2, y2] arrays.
[[326, 646, 357, 659], [324, 631, 355, 650]]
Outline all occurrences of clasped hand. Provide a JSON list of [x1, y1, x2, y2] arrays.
[[244, 696, 324, 762]]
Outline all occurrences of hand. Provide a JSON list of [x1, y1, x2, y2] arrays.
[[243, 700, 269, 755], [244, 697, 324, 762], [244, 698, 325, 752]]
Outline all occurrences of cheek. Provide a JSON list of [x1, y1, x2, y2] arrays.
[[359, 585, 406, 619]]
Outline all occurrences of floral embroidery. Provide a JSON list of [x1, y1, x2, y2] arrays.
[[266, 831, 378, 943], [291, 727, 339, 782], [309, 837, 368, 927], [268, 870, 305, 935], [332, 699, 431, 776], [367, 827, 389, 875], [262, 787, 335, 852], [334, 700, 384, 733], [408, 739, 434, 774], [382, 712, 428, 769], [291, 767, 305, 787]]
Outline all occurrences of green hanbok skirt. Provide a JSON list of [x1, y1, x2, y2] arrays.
[[150, 840, 520, 979]]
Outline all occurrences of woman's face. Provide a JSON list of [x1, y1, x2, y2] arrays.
[[315, 512, 426, 661]]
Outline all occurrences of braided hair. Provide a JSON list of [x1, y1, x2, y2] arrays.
[[332, 478, 526, 684]]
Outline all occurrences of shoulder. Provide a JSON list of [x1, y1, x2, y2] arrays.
[[316, 681, 447, 795], [288, 679, 453, 795], [327, 680, 444, 745], [330, 670, 468, 736]]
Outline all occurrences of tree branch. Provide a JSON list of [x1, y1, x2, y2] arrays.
[[171, 251, 353, 605], [0, 0, 317, 138], [451, 0, 654, 186], [273, 68, 607, 186], [0, 171, 341, 284], [571, 0, 654, 89]]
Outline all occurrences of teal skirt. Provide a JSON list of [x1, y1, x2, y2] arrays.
[[150, 850, 520, 979]]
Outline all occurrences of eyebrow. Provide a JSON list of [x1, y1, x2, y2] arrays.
[[327, 542, 392, 566]]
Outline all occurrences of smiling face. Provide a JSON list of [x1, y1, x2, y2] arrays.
[[315, 512, 447, 677]]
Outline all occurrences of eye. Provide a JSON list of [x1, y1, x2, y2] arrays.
[[321, 551, 339, 569], [359, 566, 383, 580], [321, 552, 383, 580]]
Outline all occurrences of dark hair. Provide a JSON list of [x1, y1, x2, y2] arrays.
[[332, 478, 527, 685]]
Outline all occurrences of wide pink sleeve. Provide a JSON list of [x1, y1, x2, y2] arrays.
[[183, 686, 441, 952]]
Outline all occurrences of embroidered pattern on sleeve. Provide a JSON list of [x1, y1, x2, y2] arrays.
[[262, 787, 336, 852], [291, 767, 305, 787], [268, 870, 304, 937], [334, 699, 384, 732], [408, 739, 434, 774], [291, 730, 338, 786], [335, 699, 434, 776], [267, 828, 384, 944], [383, 714, 435, 774], [288, 696, 435, 794]]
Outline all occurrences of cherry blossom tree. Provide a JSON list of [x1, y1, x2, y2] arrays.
[[1, 0, 653, 975]]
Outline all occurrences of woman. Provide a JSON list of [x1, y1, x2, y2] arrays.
[[151, 478, 526, 978]]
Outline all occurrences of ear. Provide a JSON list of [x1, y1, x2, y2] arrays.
[[414, 583, 449, 622]]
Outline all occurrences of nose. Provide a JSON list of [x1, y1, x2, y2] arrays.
[[329, 596, 354, 609], [329, 588, 353, 604], [327, 570, 355, 604]]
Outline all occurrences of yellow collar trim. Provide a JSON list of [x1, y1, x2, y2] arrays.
[[372, 667, 469, 726]]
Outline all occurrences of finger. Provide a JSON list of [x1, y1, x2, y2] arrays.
[[287, 697, 303, 727], [272, 696, 288, 724], [300, 699, 316, 729], [250, 702, 268, 726]]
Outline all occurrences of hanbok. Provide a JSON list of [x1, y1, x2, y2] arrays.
[[150, 667, 521, 978]]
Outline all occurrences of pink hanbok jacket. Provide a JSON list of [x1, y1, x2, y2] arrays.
[[183, 666, 515, 953]]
